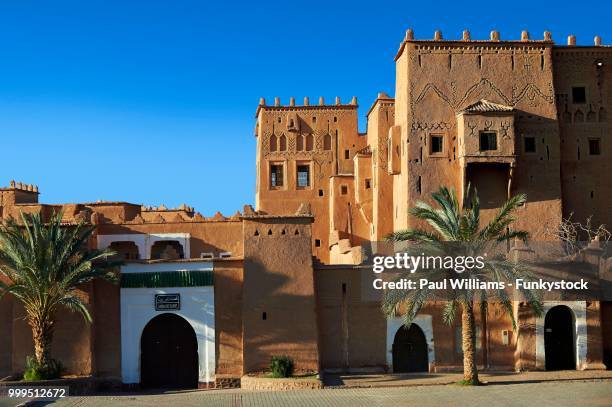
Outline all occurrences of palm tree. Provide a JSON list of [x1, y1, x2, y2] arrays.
[[382, 186, 542, 385], [0, 211, 117, 377]]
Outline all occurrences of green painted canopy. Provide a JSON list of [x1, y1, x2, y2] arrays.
[[120, 270, 213, 288]]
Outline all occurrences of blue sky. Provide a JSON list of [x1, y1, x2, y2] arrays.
[[0, 1, 609, 215]]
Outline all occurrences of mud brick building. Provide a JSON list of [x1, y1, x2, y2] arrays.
[[1, 29, 611, 387]]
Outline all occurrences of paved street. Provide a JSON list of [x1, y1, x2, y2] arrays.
[[7, 380, 611, 407]]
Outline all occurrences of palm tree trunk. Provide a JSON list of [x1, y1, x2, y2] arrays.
[[29, 317, 53, 366], [461, 301, 479, 384]]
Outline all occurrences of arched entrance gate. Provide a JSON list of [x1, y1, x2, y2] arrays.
[[392, 323, 429, 373], [544, 305, 575, 371], [140, 313, 199, 388]]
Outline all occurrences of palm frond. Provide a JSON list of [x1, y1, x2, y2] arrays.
[[0, 210, 118, 330]]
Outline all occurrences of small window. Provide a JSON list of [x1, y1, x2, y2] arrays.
[[315, 239, 321, 247], [365, 179, 371, 189], [262, 312, 267, 320], [297, 164, 310, 187], [430, 135, 443, 154], [344, 149, 350, 159], [479, 132, 497, 151], [318, 189, 324, 197], [524, 136, 536, 153], [572, 87, 586, 104], [588, 138, 601, 155], [270, 164, 284, 188], [341, 185, 348, 195]]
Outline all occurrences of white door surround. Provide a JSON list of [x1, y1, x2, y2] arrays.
[[535, 301, 587, 370], [119, 261, 214, 385]]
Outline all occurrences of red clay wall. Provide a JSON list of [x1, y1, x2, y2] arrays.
[[213, 259, 244, 377], [0, 295, 13, 377], [241, 217, 320, 373], [92, 279, 121, 378]]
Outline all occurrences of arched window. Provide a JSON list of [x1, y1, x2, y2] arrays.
[[324, 134, 332, 150], [109, 241, 140, 260], [305, 134, 314, 151], [296, 134, 304, 151], [270, 134, 277, 152], [150, 240, 185, 260], [279, 134, 287, 151]]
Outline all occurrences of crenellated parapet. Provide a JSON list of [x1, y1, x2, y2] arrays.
[[396, 29, 609, 62], [400, 28, 607, 46], [255, 96, 358, 117]]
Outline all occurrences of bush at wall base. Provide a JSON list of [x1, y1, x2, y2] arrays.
[[23, 356, 63, 381], [270, 355, 294, 378]]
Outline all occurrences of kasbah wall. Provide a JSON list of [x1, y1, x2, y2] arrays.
[[0, 28, 611, 384]]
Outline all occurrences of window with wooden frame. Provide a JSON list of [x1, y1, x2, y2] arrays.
[[270, 163, 284, 188], [588, 138, 601, 156], [296, 163, 311, 188], [479, 131, 497, 151], [429, 134, 444, 155]]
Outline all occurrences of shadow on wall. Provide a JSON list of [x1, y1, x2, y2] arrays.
[[242, 256, 319, 373]]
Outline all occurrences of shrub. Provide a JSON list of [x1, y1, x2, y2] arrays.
[[270, 355, 294, 378], [23, 356, 63, 381]]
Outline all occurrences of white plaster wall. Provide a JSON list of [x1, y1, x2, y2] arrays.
[[535, 301, 587, 370], [120, 261, 214, 384], [386, 315, 435, 372], [120, 285, 215, 384], [97, 233, 191, 259]]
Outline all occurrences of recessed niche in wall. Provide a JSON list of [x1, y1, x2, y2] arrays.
[[572, 87, 586, 104]]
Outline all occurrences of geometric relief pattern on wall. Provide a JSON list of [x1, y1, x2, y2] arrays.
[[500, 121, 513, 139], [377, 137, 388, 170], [411, 78, 555, 114], [263, 129, 333, 181], [410, 121, 452, 131]]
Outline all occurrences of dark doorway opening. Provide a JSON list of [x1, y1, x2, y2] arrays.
[[545, 305, 575, 371], [465, 163, 510, 210], [392, 323, 428, 373], [141, 313, 198, 388]]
